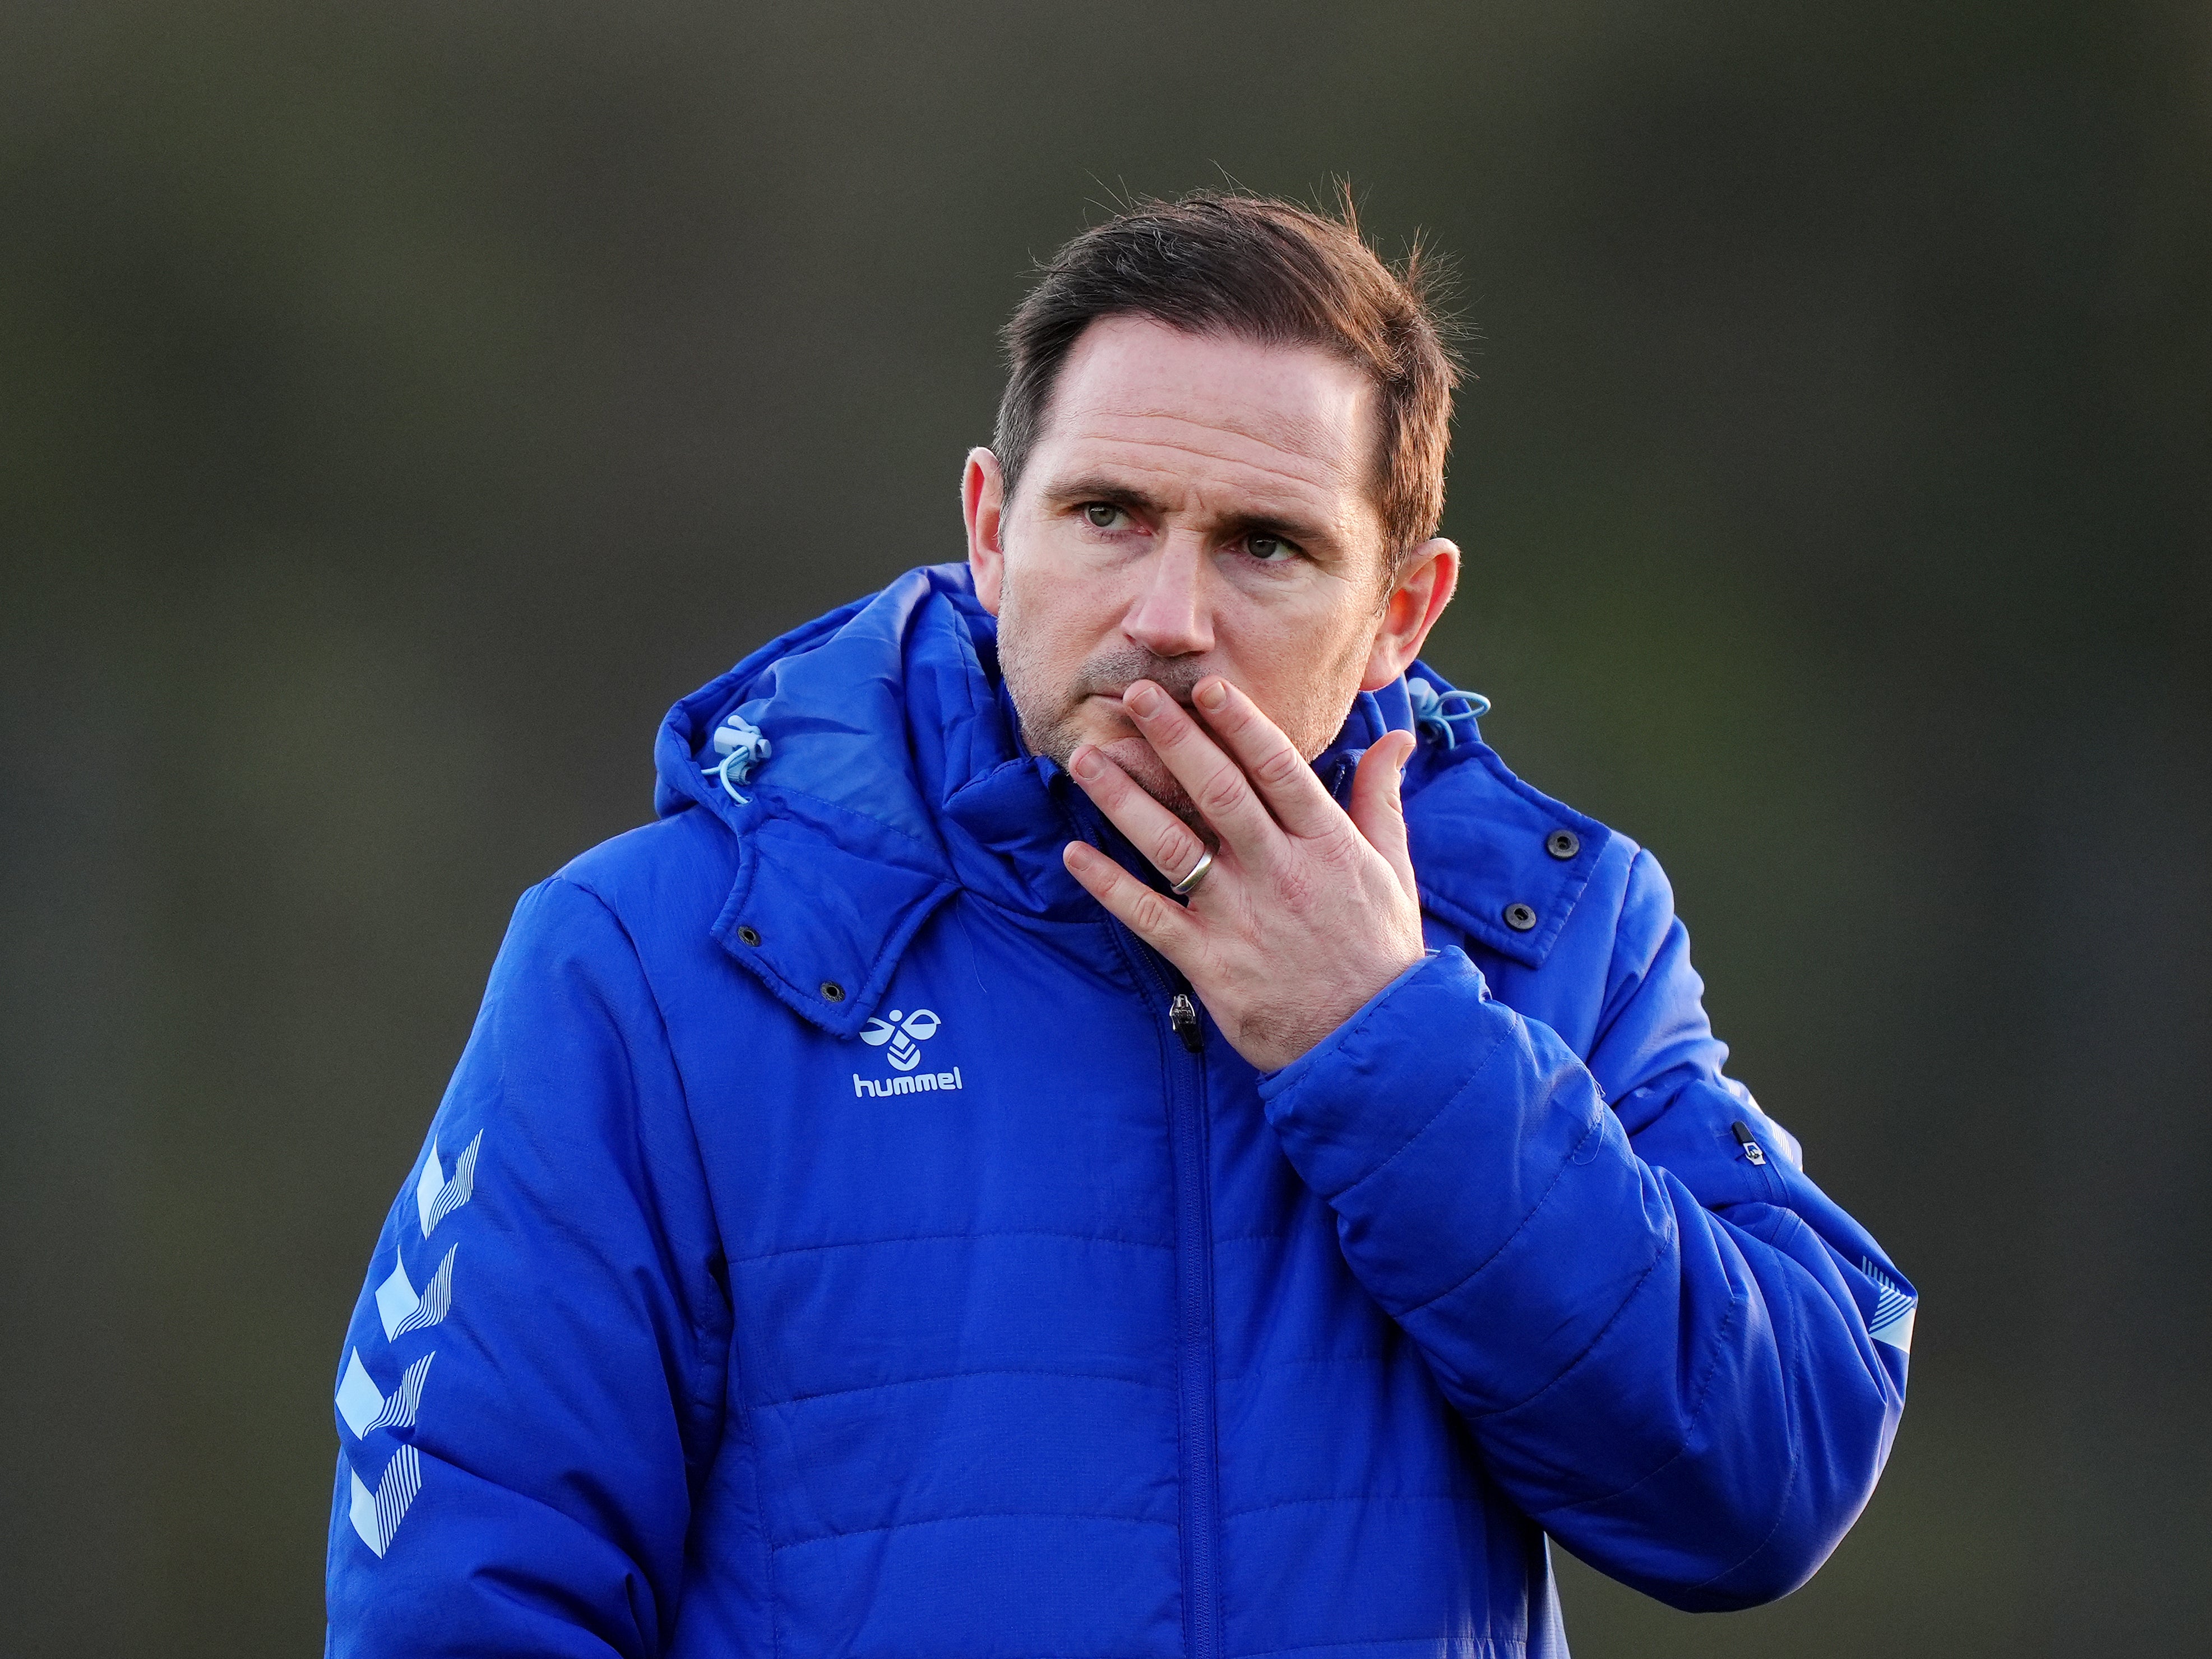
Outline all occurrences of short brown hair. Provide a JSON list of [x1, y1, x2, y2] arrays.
[[994, 188, 1461, 570]]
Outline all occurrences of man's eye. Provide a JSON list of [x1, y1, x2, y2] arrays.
[[1083, 503, 1122, 529], [1248, 533, 1297, 562]]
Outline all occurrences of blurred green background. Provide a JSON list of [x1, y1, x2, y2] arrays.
[[4, 2, 2206, 1653]]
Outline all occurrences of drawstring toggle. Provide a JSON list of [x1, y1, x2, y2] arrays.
[[706, 713, 771, 804]]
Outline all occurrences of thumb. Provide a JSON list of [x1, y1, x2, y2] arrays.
[[1348, 730, 1418, 898]]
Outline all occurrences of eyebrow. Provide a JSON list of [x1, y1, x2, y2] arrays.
[[1040, 475, 1164, 516], [1039, 474, 1339, 554]]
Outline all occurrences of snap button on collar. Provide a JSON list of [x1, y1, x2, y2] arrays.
[[1545, 829, 1580, 860], [1504, 902, 1538, 933]]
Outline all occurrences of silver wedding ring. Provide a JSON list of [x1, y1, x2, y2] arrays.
[[1170, 847, 1215, 897]]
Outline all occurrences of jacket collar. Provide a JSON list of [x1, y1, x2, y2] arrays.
[[654, 564, 1605, 1035]]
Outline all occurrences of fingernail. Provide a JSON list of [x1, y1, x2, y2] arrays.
[[1072, 747, 1103, 780], [1126, 683, 1163, 715], [1195, 679, 1228, 710]]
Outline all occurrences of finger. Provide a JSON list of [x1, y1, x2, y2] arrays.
[[1067, 743, 1214, 891], [1120, 681, 1287, 862], [1348, 729, 1419, 900], [1187, 675, 1344, 840], [1062, 840, 1205, 965]]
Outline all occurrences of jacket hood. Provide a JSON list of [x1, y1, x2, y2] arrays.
[[653, 563, 1605, 1036]]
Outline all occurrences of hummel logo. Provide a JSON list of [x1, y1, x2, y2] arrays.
[[853, 1067, 964, 1098], [860, 1008, 941, 1073], [854, 1007, 961, 1097]]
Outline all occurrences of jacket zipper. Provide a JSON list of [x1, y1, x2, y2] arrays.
[[1068, 795, 1222, 1657], [1125, 943, 1221, 1659], [1170, 993, 1204, 1054]]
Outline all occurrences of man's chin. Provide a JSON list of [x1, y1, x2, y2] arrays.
[[1090, 735, 1203, 829], [1024, 701, 1206, 829]]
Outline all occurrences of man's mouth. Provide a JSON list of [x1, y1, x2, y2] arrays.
[[1086, 686, 1193, 709]]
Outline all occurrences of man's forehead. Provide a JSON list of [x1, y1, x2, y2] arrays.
[[1039, 316, 1377, 490]]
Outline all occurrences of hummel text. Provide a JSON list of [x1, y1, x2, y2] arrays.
[[854, 1067, 964, 1097]]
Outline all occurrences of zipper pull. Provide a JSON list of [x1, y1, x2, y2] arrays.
[[1730, 1121, 1768, 1166], [1169, 993, 1204, 1054]]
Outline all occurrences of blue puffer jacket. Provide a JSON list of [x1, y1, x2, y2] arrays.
[[325, 564, 1912, 1658]]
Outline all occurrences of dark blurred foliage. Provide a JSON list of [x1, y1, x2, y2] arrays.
[[3, 2, 2206, 1653]]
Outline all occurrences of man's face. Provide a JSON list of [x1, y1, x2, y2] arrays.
[[965, 315, 1455, 819]]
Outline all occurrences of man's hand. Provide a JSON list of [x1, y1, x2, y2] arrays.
[[1061, 675, 1425, 1072]]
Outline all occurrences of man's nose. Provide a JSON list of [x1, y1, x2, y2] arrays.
[[1122, 532, 1215, 659]]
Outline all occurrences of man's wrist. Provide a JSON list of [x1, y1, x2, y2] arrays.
[[1261, 947, 1444, 1086]]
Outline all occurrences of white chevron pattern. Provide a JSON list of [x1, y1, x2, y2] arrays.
[[416, 1131, 482, 1238], [344, 1128, 484, 1564], [348, 1444, 422, 1558], [336, 1348, 435, 1439], [1861, 1255, 1917, 1352], [374, 1245, 456, 1342]]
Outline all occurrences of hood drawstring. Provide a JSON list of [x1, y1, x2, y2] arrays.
[[706, 713, 771, 804], [1407, 679, 1491, 750]]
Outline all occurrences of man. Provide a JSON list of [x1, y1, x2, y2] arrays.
[[326, 192, 1913, 1658]]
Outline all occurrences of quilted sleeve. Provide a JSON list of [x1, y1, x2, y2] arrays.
[[324, 876, 732, 1656], [1256, 849, 1911, 1611]]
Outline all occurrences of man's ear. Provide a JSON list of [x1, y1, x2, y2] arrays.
[[963, 447, 1007, 615], [1359, 537, 1460, 692]]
